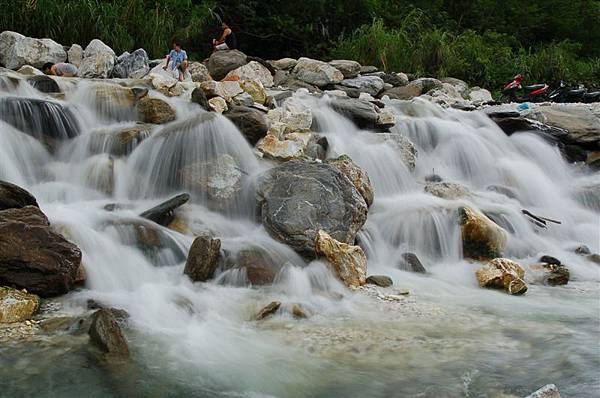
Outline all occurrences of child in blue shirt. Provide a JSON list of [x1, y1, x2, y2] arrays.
[[163, 39, 188, 81]]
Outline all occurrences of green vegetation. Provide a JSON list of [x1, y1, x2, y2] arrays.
[[1, 0, 598, 89]]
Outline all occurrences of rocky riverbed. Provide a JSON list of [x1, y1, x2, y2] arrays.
[[0, 30, 599, 398]]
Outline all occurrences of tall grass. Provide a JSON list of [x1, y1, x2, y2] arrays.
[[0, 0, 218, 59], [333, 18, 600, 89]]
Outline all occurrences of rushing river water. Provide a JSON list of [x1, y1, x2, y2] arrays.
[[0, 74, 598, 398]]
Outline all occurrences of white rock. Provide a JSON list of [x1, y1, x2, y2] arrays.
[[67, 44, 83, 67], [83, 39, 115, 58], [78, 52, 115, 78], [376, 107, 396, 128], [359, 92, 376, 101], [208, 96, 228, 113], [524, 384, 561, 398], [16, 65, 43, 76], [469, 87, 493, 105], [226, 61, 274, 88], [188, 62, 211, 82], [0, 31, 67, 69], [292, 57, 343, 87]]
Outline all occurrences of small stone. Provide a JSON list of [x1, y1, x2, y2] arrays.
[[399, 252, 427, 274], [255, 301, 281, 320], [291, 304, 308, 319], [524, 384, 561, 398], [396, 289, 410, 295], [539, 255, 561, 265], [366, 275, 393, 287], [88, 309, 130, 358], [574, 245, 591, 255]]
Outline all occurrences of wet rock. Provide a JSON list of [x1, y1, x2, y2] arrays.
[[486, 184, 518, 199], [539, 255, 561, 265], [366, 275, 393, 287], [191, 87, 210, 111], [375, 107, 396, 129], [178, 154, 242, 209], [256, 161, 368, 258], [292, 58, 343, 88], [382, 83, 422, 100], [328, 60, 361, 79], [88, 124, 152, 157], [183, 235, 221, 282], [372, 133, 418, 170], [110, 48, 149, 79], [339, 75, 385, 97], [330, 97, 379, 130], [90, 83, 137, 115], [140, 193, 190, 226], [326, 154, 374, 207], [425, 181, 470, 200], [226, 61, 274, 88], [425, 174, 443, 183], [476, 258, 527, 295], [541, 263, 569, 286], [270, 58, 297, 70], [208, 49, 248, 81], [0, 206, 82, 297], [208, 96, 228, 113], [255, 301, 281, 320], [27, 74, 60, 93], [67, 44, 83, 67], [0, 180, 38, 211], [17, 65, 43, 76], [398, 252, 427, 273], [0, 97, 79, 140], [137, 97, 176, 124], [200, 80, 243, 100], [0, 287, 40, 323], [88, 309, 130, 358], [459, 206, 508, 261], [224, 246, 283, 285], [524, 384, 561, 398], [315, 230, 367, 288], [0, 31, 67, 69], [573, 245, 591, 255], [291, 304, 308, 319], [586, 254, 600, 264], [224, 105, 268, 145]]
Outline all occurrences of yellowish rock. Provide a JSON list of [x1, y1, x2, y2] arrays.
[[459, 206, 508, 261], [240, 80, 267, 104], [208, 96, 228, 113], [475, 258, 527, 295], [256, 131, 305, 161], [0, 287, 40, 323], [315, 230, 367, 288]]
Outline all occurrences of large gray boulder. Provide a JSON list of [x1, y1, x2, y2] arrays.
[[292, 58, 344, 88], [0, 31, 66, 69], [79, 39, 116, 78], [339, 75, 385, 97], [110, 48, 149, 79], [208, 50, 248, 81], [525, 105, 600, 149], [256, 161, 368, 258], [0, 206, 82, 297]]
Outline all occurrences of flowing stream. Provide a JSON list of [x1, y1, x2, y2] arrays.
[[0, 76, 598, 398]]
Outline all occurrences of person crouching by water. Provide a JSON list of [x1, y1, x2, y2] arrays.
[[42, 62, 78, 77], [163, 39, 188, 82], [213, 22, 237, 51]]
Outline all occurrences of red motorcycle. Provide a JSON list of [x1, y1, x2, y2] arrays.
[[499, 74, 549, 103]]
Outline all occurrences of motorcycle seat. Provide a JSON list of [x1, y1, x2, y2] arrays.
[[525, 84, 545, 90], [567, 89, 586, 95]]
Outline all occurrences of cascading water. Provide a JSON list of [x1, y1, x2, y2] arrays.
[[1, 74, 598, 398]]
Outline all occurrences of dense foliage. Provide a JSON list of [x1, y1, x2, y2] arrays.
[[1, 0, 598, 88]]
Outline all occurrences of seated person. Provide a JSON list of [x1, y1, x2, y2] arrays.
[[213, 22, 236, 51], [163, 40, 188, 81], [42, 62, 78, 77]]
